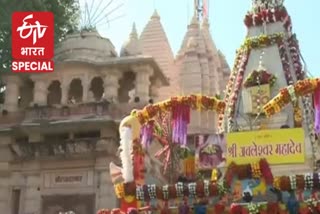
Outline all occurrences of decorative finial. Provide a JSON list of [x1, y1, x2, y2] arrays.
[[151, 9, 160, 19], [194, 0, 209, 22], [130, 22, 138, 39]]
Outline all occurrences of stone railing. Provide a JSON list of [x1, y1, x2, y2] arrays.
[[0, 111, 25, 127], [0, 101, 148, 127], [23, 102, 147, 121], [9, 137, 119, 161]]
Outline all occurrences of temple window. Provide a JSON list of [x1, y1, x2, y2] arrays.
[[68, 78, 83, 103], [118, 71, 135, 103], [47, 80, 62, 105], [89, 77, 104, 101]]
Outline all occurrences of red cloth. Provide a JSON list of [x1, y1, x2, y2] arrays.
[[120, 199, 137, 213]]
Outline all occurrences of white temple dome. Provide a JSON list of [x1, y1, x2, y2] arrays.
[[55, 30, 118, 63]]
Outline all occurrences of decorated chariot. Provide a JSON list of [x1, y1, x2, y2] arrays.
[[98, 0, 320, 213]]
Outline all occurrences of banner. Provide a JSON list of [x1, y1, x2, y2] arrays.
[[226, 128, 305, 165]]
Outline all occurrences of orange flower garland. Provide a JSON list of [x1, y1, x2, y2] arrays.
[[133, 95, 225, 125], [263, 78, 320, 117]]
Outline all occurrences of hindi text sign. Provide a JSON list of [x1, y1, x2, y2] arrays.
[[226, 128, 305, 165], [11, 12, 54, 72]]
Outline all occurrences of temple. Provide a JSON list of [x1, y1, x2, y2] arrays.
[[0, 6, 229, 214], [106, 0, 320, 213]]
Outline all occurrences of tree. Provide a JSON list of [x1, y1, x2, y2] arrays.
[[0, 0, 79, 103], [0, 0, 80, 72]]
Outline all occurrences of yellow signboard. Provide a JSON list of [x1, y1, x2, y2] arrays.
[[226, 128, 305, 165]]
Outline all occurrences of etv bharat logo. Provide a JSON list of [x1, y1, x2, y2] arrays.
[[18, 14, 48, 45], [11, 12, 54, 73]]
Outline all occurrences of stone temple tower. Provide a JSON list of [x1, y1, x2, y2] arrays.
[[139, 10, 177, 102], [220, 0, 316, 173], [136, 4, 230, 134], [175, 13, 230, 134]]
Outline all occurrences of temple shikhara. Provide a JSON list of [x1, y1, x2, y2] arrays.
[[0, 0, 319, 214]]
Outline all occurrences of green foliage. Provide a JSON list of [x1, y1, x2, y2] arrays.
[[0, 0, 80, 73]]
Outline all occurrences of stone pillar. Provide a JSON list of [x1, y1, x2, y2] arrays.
[[23, 174, 41, 214], [96, 169, 117, 211], [32, 79, 48, 106], [149, 83, 159, 98], [3, 75, 21, 112], [103, 70, 121, 102], [82, 80, 89, 103], [133, 65, 153, 102], [61, 81, 69, 105], [0, 176, 9, 213]]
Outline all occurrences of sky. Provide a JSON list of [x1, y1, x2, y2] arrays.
[[79, 0, 320, 76]]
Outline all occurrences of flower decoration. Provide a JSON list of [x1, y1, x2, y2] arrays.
[[263, 78, 320, 117], [97, 209, 110, 214], [244, 7, 291, 30], [247, 203, 260, 214], [241, 33, 284, 51], [243, 69, 277, 88], [288, 34, 305, 80]]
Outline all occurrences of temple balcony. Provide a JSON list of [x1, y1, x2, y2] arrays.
[[0, 101, 147, 129], [8, 136, 119, 162]]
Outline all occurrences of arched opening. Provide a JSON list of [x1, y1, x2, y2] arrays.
[[68, 79, 83, 103], [118, 71, 135, 103], [19, 79, 34, 108], [47, 80, 62, 105], [89, 77, 104, 101]]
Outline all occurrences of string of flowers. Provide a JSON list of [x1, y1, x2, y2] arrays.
[[241, 33, 284, 51], [224, 159, 273, 187], [227, 49, 251, 131], [113, 180, 227, 201], [243, 69, 277, 88], [133, 95, 225, 126], [98, 199, 320, 214], [263, 78, 320, 117], [218, 50, 243, 132], [277, 39, 294, 85], [287, 34, 305, 80], [273, 173, 320, 192], [244, 7, 290, 29]]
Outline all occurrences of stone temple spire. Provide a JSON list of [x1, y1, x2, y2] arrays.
[[130, 23, 138, 39], [139, 10, 176, 101], [120, 23, 142, 56], [176, 14, 231, 134]]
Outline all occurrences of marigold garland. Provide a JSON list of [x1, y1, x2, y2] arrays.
[[243, 69, 277, 88], [115, 180, 227, 201], [109, 158, 320, 214], [263, 78, 320, 117], [224, 159, 273, 186], [133, 95, 225, 125], [98, 199, 320, 214], [241, 33, 284, 51]]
